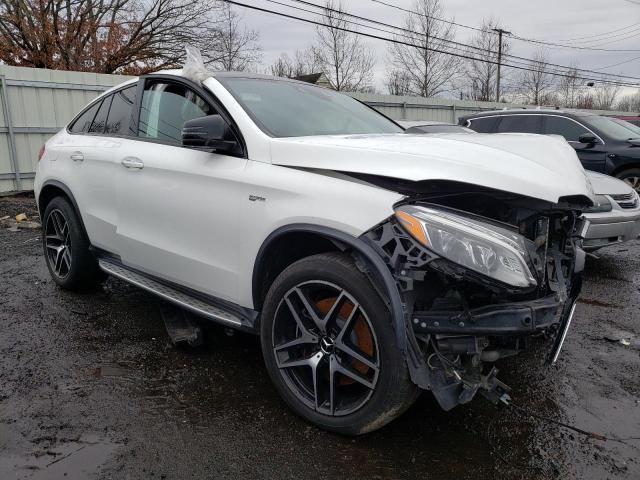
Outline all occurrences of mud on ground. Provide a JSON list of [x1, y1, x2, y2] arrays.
[[1, 194, 639, 479]]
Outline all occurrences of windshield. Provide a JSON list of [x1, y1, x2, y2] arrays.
[[611, 118, 640, 138], [217, 77, 403, 137], [583, 115, 640, 141]]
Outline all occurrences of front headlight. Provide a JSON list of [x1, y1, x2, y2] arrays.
[[395, 205, 537, 288], [585, 195, 612, 213]]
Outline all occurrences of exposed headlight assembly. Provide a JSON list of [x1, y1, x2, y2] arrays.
[[395, 205, 537, 288]]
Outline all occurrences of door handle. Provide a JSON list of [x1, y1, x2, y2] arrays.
[[121, 157, 144, 169], [70, 152, 84, 162]]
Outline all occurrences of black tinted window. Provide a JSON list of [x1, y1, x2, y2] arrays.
[[467, 117, 499, 133], [544, 116, 590, 142], [496, 115, 542, 134], [69, 101, 101, 133], [105, 86, 136, 136], [138, 82, 214, 143], [88, 95, 112, 134]]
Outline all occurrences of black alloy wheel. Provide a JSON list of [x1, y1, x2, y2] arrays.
[[261, 252, 418, 435], [42, 196, 104, 290]]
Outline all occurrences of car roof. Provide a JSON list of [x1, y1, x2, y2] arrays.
[[153, 68, 321, 87], [398, 120, 456, 127], [460, 109, 594, 120]]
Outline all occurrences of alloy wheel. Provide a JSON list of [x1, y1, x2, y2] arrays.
[[272, 280, 380, 416], [623, 176, 640, 192], [45, 209, 72, 278]]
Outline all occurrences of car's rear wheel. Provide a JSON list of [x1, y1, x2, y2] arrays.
[[42, 196, 104, 290], [260, 252, 418, 435], [616, 168, 640, 192]]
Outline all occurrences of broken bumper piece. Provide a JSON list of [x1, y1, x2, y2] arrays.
[[411, 294, 564, 336]]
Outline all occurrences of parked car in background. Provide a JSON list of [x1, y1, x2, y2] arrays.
[[398, 120, 475, 134], [459, 110, 640, 192], [35, 70, 592, 434], [406, 119, 640, 251], [582, 171, 640, 251]]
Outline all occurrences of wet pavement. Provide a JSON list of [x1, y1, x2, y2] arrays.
[[1, 194, 639, 479]]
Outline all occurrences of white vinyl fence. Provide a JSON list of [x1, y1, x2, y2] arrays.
[[0, 65, 134, 193], [1, 65, 636, 193]]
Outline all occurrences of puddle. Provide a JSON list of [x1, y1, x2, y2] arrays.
[[0, 434, 119, 479]]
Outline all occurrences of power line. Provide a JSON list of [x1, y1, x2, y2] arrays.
[[371, 0, 640, 53], [279, 0, 640, 83], [223, 0, 640, 87], [552, 22, 640, 42]]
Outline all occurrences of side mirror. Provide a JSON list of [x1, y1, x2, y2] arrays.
[[578, 133, 598, 145], [182, 115, 238, 154]]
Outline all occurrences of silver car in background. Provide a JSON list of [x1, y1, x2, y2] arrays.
[[583, 171, 640, 251]]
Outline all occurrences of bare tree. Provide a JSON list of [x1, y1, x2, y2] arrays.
[[207, 2, 261, 72], [465, 18, 511, 102], [385, 69, 412, 95], [313, 0, 375, 91], [616, 91, 640, 112], [0, 0, 222, 74], [386, 0, 462, 97], [557, 64, 581, 108], [592, 84, 620, 110], [518, 49, 556, 105], [576, 92, 595, 109], [268, 49, 321, 78]]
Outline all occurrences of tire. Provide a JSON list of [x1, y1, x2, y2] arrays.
[[260, 252, 418, 435], [615, 168, 640, 192], [42, 196, 104, 290]]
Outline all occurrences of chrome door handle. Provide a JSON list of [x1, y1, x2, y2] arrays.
[[70, 152, 84, 162], [121, 157, 144, 169]]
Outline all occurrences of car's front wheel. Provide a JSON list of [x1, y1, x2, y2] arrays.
[[42, 196, 104, 290], [616, 167, 640, 192], [261, 252, 418, 435]]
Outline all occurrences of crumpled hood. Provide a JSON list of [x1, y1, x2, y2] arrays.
[[270, 133, 594, 204], [585, 170, 632, 196]]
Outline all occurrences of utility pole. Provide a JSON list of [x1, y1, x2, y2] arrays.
[[492, 28, 511, 103]]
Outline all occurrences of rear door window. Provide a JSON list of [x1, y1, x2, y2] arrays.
[[496, 115, 542, 134], [544, 116, 593, 142], [105, 85, 137, 136], [88, 95, 112, 134], [466, 117, 500, 133], [69, 101, 101, 133]]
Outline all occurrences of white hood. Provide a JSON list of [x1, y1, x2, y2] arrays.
[[585, 171, 632, 196], [270, 133, 594, 204]]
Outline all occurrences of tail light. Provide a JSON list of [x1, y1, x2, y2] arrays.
[[38, 145, 45, 161]]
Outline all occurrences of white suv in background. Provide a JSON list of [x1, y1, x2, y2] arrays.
[[35, 70, 593, 434]]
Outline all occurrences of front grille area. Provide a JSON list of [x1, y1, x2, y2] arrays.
[[611, 192, 638, 209]]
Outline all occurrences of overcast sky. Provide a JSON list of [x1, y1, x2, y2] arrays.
[[235, 0, 640, 96]]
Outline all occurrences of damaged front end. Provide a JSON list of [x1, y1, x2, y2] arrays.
[[360, 185, 588, 411]]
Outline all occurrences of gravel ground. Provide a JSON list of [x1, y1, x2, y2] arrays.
[[1, 194, 639, 480]]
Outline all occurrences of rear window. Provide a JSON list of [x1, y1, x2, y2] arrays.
[[69, 101, 101, 133], [88, 96, 112, 134], [105, 86, 137, 136], [466, 117, 500, 133], [496, 115, 542, 134]]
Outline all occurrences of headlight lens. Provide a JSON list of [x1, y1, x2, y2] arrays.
[[586, 195, 612, 213], [395, 205, 537, 288]]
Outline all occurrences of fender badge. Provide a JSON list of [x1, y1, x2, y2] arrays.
[[249, 195, 266, 202]]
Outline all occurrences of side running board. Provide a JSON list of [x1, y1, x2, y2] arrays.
[[98, 258, 244, 328]]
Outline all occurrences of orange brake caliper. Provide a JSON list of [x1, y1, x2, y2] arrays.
[[315, 298, 374, 383]]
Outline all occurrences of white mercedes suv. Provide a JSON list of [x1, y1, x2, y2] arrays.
[[35, 69, 594, 434]]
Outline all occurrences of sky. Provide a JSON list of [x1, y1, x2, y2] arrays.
[[234, 0, 640, 97]]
